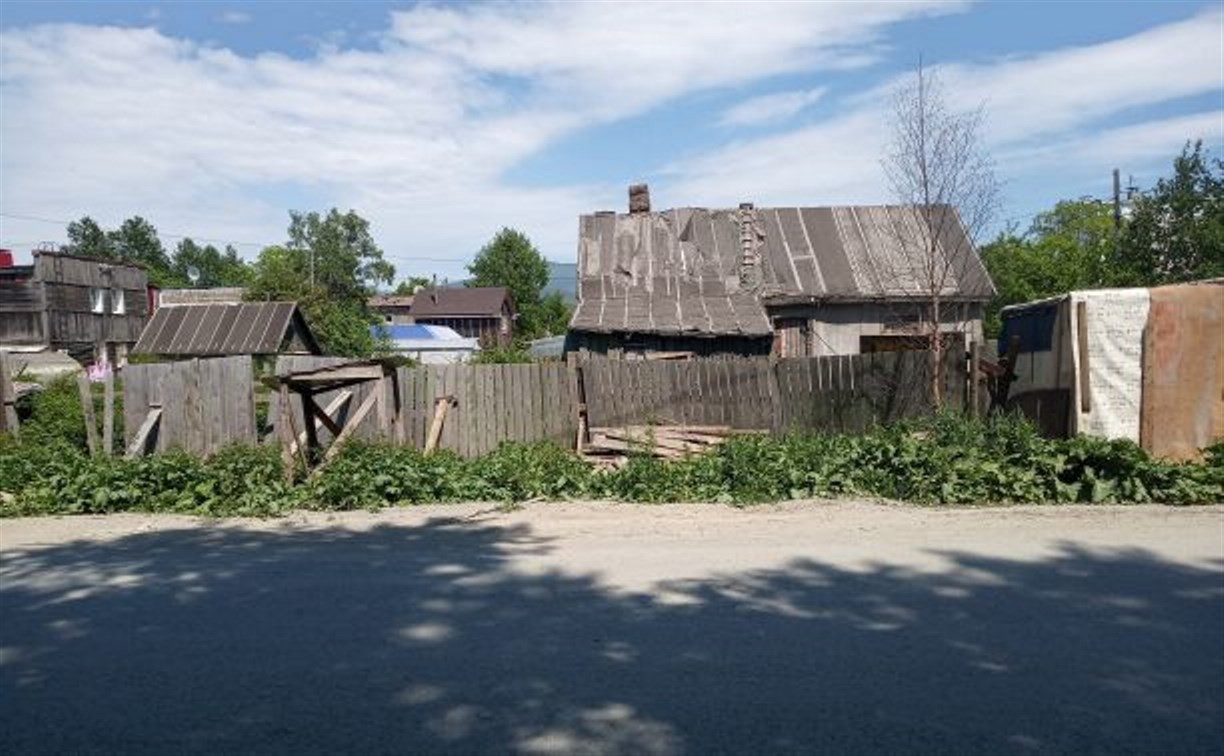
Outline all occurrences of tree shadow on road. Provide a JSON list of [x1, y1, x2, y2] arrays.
[[1, 515, 1221, 755]]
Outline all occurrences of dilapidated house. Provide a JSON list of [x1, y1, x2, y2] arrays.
[[568, 185, 995, 358], [0, 250, 150, 366]]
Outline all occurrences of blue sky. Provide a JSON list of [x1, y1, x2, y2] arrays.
[[1, 1, 1220, 285]]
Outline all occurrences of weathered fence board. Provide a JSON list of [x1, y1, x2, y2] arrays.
[[123, 355, 256, 456]]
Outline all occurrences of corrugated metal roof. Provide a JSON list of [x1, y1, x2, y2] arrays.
[[571, 205, 995, 336], [409, 287, 512, 317], [133, 302, 320, 356]]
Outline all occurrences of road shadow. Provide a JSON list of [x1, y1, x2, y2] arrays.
[[1, 516, 1221, 755]]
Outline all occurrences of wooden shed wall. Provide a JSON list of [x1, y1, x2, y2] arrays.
[[565, 331, 772, 359], [0, 278, 46, 345]]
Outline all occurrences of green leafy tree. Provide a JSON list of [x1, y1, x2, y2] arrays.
[[171, 239, 252, 288], [62, 217, 115, 259], [287, 209, 394, 299], [1114, 141, 1223, 285], [467, 228, 550, 339], [109, 216, 174, 283], [393, 276, 433, 296], [980, 200, 1114, 336], [535, 291, 573, 337], [248, 210, 395, 357]]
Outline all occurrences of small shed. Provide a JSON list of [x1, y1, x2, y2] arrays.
[[1000, 279, 1223, 459], [133, 302, 321, 357]]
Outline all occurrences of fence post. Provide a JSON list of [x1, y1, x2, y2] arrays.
[[968, 341, 981, 418], [0, 353, 17, 436], [102, 371, 115, 456], [77, 371, 99, 456]]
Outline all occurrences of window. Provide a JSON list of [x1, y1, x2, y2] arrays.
[[90, 288, 106, 314], [111, 289, 126, 315], [385, 314, 393, 323]]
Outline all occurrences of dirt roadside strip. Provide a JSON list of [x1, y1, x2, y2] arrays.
[[4, 501, 1222, 581]]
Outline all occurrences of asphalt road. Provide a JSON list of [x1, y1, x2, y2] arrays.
[[2, 502, 1223, 755]]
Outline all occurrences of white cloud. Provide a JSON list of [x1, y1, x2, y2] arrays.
[[718, 88, 827, 128], [0, 2, 959, 273], [1, 2, 1217, 277], [218, 11, 251, 25], [663, 9, 1224, 219]]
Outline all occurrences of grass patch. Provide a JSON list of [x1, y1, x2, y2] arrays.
[[2, 413, 1220, 517]]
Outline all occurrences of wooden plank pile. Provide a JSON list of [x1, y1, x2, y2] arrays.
[[581, 424, 760, 469]]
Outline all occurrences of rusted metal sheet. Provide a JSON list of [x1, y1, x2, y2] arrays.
[[1140, 281, 1224, 460], [133, 302, 320, 356]]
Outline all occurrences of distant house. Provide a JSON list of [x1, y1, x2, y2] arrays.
[[133, 302, 321, 357], [369, 294, 416, 325], [382, 287, 515, 348], [375, 323, 479, 364], [0, 249, 150, 366], [568, 185, 995, 359]]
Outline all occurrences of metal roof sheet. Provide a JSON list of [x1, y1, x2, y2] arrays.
[[133, 302, 320, 356]]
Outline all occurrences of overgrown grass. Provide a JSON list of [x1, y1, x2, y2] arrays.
[[1, 412, 1220, 517]]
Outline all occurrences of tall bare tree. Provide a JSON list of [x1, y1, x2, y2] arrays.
[[883, 60, 998, 408]]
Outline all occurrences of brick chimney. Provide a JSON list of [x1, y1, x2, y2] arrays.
[[628, 184, 650, 214]]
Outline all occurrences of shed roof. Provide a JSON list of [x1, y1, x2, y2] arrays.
[[570, 205, 995, 336], [409, 287, 512, 318], [133, 302, 320, 356]]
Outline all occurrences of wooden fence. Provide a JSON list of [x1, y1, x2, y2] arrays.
[[583, 344, 964, 435], [267, 358, 579, 457], [116, 345, 972, 458], [124, 356, 256, 456]]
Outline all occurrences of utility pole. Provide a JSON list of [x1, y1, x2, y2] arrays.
[[1112, 168, 1122, 234]]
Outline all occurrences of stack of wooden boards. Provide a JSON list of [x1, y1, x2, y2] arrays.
[[581, 424, 763, 469]]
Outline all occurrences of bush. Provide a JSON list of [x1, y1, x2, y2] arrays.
[[2, 412, 1220, 517]]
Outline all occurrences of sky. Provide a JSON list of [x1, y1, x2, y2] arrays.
[[1, 0, 1221, 286]]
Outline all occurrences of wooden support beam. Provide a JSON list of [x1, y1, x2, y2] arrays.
[[125, 406, 162, 458], [288, 390, 352, 458], [77, 372, 99, 456], [311, 389, 381, 477], [301, 393, 320, 463], [102, 371, 115, 456], [424, 395, 456, 454]]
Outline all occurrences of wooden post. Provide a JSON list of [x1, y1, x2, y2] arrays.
[[0, 353, 17, 436], [309, 389, 382, 478], [278, 383, 294, 482], [968, 341, 981, 418], [1076, 301, 1091, 413], [300, 393, 320, 463], [102, 371, 115, 456], [77, 372, 99, 456], [424, 395, 454, 454]]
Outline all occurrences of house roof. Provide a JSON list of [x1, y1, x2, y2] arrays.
[[369, 294, 415, 309], [374, 323, 479, 350], [570, 205, 995, 336], [133, 302, 320, 356], [408, 287, 513, 318]]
